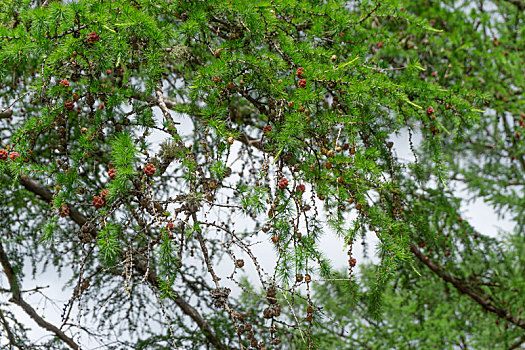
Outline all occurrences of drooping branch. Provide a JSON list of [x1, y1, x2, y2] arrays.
[[0, 308, 18, 349], [0, 242, 80, 350], [502, 0, 525, 11], [510, 335, 525, 350], [409, 244, 524, 330], [17, 175, 229, 350]]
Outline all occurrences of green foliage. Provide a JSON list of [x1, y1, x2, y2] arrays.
[[97, 223, 121, 266], [108, 131, 138, 196], [0, 0, 523, 349]]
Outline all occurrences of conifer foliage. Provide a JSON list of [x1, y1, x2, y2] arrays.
[[0, 0, 524, 349]]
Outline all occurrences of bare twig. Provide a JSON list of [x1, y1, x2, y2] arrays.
[[356, 2, 381, 24]]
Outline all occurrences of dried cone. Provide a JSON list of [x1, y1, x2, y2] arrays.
[[144, 163, 156, 177], [304, 274, 311, 282]]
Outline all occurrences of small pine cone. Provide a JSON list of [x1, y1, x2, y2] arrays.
[[296, 184, 305, 192], [426, 106, 434, 116], [8, 152, 20, 161], [108, 168, 117, 179], [271, 304, 281, 317], [278, 178, 288, 190], [100, 189, 109, 200], [304, 274, 311, 282], [235, 259, 244, 268], [298, 79, 307, 88], [87, 31, 99, 43], [144, 163, 156, 176], [59, 79, 70, 87], [296, 67, 305, 78], [92, 196, 105, 209], [0, 149, 8, 160], [59, 205, 69, 218], [307, 305, 314, 313], [64, 100, 75, 111], [266, 286, 277, 298]]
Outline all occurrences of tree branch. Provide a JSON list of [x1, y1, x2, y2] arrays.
[[155, 81, 181, 131], [501, 0, 525, 11], [510, 334, 525, 349], [409, 244, 524, 330], [0, 242, 80, 349], [0, 308, 18, 349], [17, 175, 229, 350]]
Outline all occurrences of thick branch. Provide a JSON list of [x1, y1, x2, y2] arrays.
[[502, 0, 525, 10], [510, 335, 525, 350], [0, 242, 79, 349], [155, 81, 180, 131], [410, 244, 524, 330]]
